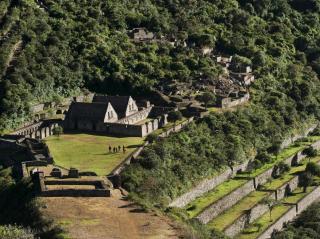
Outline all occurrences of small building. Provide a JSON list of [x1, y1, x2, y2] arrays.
[[130, 28, 154, 42]]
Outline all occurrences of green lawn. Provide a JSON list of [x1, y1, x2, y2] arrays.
[[45, 133, 144, 175], [184, 178, 248, 218], [208, 190, 269, 231]]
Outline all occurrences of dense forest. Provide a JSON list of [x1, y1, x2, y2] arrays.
[[272, 202, 320, 239], [1, 0, 319, 131], [1, 0, 320, 238]]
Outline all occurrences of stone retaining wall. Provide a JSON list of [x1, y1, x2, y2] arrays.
[[257, 186, 320, 239], [169, 160, 250, 208], [275, 176, 299, 200], [224, 200, 270, 238], [280, 124, 318, 149], [196, 180, 255, 224]]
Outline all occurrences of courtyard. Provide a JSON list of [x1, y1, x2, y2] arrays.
[[45, 133, 144, 175]]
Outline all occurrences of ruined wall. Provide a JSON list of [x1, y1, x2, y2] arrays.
[[196, 180, 255, 224], [221, 93, 250, 109]]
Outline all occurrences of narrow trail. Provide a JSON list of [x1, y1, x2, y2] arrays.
[[2, 39, 25, 77]]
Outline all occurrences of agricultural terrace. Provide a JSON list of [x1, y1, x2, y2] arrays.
[[45, 133, 144, 175], [184, 136, 320, 219]]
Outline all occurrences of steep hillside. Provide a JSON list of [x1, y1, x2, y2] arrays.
[[1, 0, 320, 131]]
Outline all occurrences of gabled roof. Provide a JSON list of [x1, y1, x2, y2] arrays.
[[67, 102, 109, 121], [92, 95, 130, 118]]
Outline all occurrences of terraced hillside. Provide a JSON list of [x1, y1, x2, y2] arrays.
[[171, 136, 320, 238]]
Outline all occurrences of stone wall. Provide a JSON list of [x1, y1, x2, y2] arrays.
[[35, 173, 111, 197], [280, 124, 318, 149], [257, 186, 320, 239], [221, 93, 250, 109], [224, 174, 301, 238], [196, 180, 255, 224], [224, 200, 270, 238], [275, 176, 299, 200], [169, 160, 250, 208]]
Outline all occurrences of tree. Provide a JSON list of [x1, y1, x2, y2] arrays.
[[299, 172, 313, 193], [52, 125, 63, 138], [261, 198, 280, 222], [146, 133, 158, 143], [198, 92, 216, 109], [305, 162, 320, 176], [168, 110, 182, 125], [303, 146, 318, 158]]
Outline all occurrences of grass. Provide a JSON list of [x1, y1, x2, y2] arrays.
[[238, 186, 318, 239], [45, 133, 144, 175], [208, 190, 269, 231], [238, 139, 315, 179], [265, 156, 320, 190], [238, 204, 291, 239], [208, 156, 320, 231], [184, 178, 248, 218]]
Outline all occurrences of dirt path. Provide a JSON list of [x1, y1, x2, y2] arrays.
[[41, 190, 180, 239]]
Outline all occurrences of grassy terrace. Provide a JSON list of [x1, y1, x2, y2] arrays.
[[238, 186, 317, 239], [183, 137, 320, 219], [208, 156, 320, 231], [207, 190, 269, 231], [45, 133, 144, 175], [184, 178, 248, 218]]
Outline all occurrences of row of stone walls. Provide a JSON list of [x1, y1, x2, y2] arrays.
[[257, 186, 320, 239], [169, 137, 319, 208], [169, 160, 250, 208], [196, 180, 255, 224], [224, 198, 271, 237], [224, 175, 301, 237]]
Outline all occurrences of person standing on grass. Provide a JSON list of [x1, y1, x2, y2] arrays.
[[118, 145, 121, 152], [123, 145, 126, 154], [108, 145, 112, 153]]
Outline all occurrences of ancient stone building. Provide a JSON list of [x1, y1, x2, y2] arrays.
[[64, 95, 168, 137]]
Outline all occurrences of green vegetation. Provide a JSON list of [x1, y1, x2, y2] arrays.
[[45, 133, 144, 175], [0, 168, 63, 239], [272, 202, 320, 239], [238, 186, 317, 239], [238, 204, 291, 239]]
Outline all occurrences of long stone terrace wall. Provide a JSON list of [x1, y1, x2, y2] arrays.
[[257, 186, 320, 239], [196, 179, 256, 224], [280, 124, 318, 149], [169, 160, 250, 208]]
